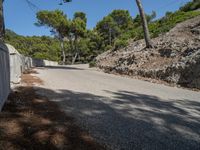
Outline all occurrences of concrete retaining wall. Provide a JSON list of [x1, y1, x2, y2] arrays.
[[32, 58, 58, 67], [0, 42, 10, 111], [8, 44, 58, 85], [0, 43, 58, 111]]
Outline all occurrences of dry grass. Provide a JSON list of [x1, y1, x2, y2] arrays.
[[21, 70, 43, 86]]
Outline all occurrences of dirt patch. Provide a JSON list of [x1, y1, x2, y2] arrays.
[[0, 71, 104, 150], [21, 72, 43, 86], [23, 69, 39, 75]]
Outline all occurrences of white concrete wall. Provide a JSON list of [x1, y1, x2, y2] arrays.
[[32, 58, 58, 67], [43, 59, 58, 66], [0, 43, 58, 111], [7, 44, 58, 86], [0, 42, 10, 111]]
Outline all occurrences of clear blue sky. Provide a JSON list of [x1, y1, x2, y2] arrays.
[[4, 0, 191, 36]]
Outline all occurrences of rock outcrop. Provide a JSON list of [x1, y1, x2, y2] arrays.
[[96, 15, 200, 89]]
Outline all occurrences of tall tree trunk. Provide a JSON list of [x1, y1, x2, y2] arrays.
[[72, 52, 78, 65], [72, 36, 78, 65], [60, 38, 66, 65], [109, 27, 112, 46], [0, 0, 5, 40], [135, 0, 153, 48]]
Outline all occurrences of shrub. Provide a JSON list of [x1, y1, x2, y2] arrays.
[[114, 39, 128, 49], [149, 10, 200, 38], [105, 45, 113, 50], [89, 60, 97, 68]]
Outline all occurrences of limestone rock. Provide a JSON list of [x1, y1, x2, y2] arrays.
[[96, 16, 200, 89]]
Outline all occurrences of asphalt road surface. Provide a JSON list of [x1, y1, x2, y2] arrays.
[[35, 64, 200, 150]]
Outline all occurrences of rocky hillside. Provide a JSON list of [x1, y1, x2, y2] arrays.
[[96, 15, 200, 89]]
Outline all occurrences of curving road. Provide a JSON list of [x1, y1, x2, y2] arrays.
[[35, 64, 200, 150]]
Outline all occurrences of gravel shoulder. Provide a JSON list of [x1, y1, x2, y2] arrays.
[[35, 65, 200, 150]]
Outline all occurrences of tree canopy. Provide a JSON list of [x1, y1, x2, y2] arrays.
[[36, 10, 70, 38]]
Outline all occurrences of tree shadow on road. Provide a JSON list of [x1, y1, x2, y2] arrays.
[[0, 87, 105, 150], [44, 66, 84, 70], [35, 87, 200, 150], [1, 85, 200, 150]]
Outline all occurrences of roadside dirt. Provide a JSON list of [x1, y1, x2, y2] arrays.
[[0, 70, 104, 150]]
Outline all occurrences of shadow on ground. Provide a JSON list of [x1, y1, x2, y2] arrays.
[[1, 85, 200, 150], [45, 66, 84, 70], [35, 87, 200, 150], [0, 87, 104, 150]]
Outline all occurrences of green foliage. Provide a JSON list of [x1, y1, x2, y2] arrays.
[[118, 10, 200, 49], [5, 29, 60, 61], [96, 15, 120, 45], [71, 17, 86, 38], [87, 30, 103, 52], [105, 45, 113, 51], [95, 10, 157, 51], [74, 12, 87, 23], [89, 60, 96, 68], [180, 0, 200, 12], [149, 10, 200, 38], [114, 39, 128, 50], [36, 10, 88, 64], [133, 11, 156, 27], [96, 10, 133, 48], [36, 10, 70, 38], [109, 10, 133, 29]]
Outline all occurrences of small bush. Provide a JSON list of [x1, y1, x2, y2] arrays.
[[105, 45, 113, 50], [114, 39, 128, 49], [89, 60, 97, 68]]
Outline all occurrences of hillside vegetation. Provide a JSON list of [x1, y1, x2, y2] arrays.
[[96, 14, 200, 89], [5, 30, 61, 61]]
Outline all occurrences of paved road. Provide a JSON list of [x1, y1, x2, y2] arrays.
[[35, 64, 200, 150]]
